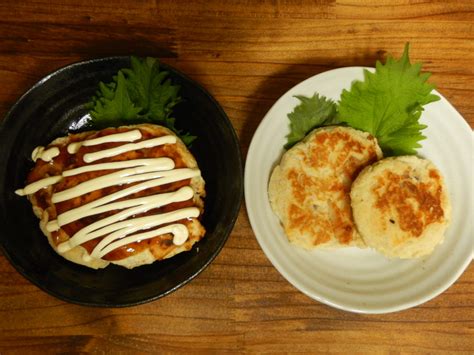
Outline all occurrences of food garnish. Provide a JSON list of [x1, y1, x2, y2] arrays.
[[285, 94, 338, 149], [285, 44, 440, 155], [88, 56, 196, 145]]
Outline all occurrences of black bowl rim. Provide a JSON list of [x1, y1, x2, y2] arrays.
[[0, 56, 243, 307]]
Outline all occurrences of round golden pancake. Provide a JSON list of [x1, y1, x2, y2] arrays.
[[350, 155, 451, 258], [269, 126, 382, 249]]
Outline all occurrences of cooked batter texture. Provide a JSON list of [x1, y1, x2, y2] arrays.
[[350, 155, 451, 258], [16, 124, 205, 269], [269, 126, 382, 249]]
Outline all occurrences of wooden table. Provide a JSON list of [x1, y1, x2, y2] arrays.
[[1, 1, 473, 352]]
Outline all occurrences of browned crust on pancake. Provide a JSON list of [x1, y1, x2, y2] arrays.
[[269, 126, 383, 249], [350, 155, 451, 258], [373, 168, 444, 237]]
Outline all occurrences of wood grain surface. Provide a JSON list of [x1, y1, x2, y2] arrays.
[[1, 0, 473, 353]]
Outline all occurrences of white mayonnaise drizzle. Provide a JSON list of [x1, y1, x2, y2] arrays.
[[52, 160, 186, 203], [17, 130, 202, 261], [15, 176, 62, 196], [48, 186, 195, 231], [31, 146, 60, 162], [83, 135, 176, 163], [92, 224, 190, 259], [67, 129, 142, 154], [63, 158, 172, 177], [59, 207, 199, 256]]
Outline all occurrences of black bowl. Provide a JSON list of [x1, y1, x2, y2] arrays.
[[0, 57, 242, 306]]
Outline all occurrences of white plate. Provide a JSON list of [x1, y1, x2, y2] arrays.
[[245, 67, 473, 314]]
